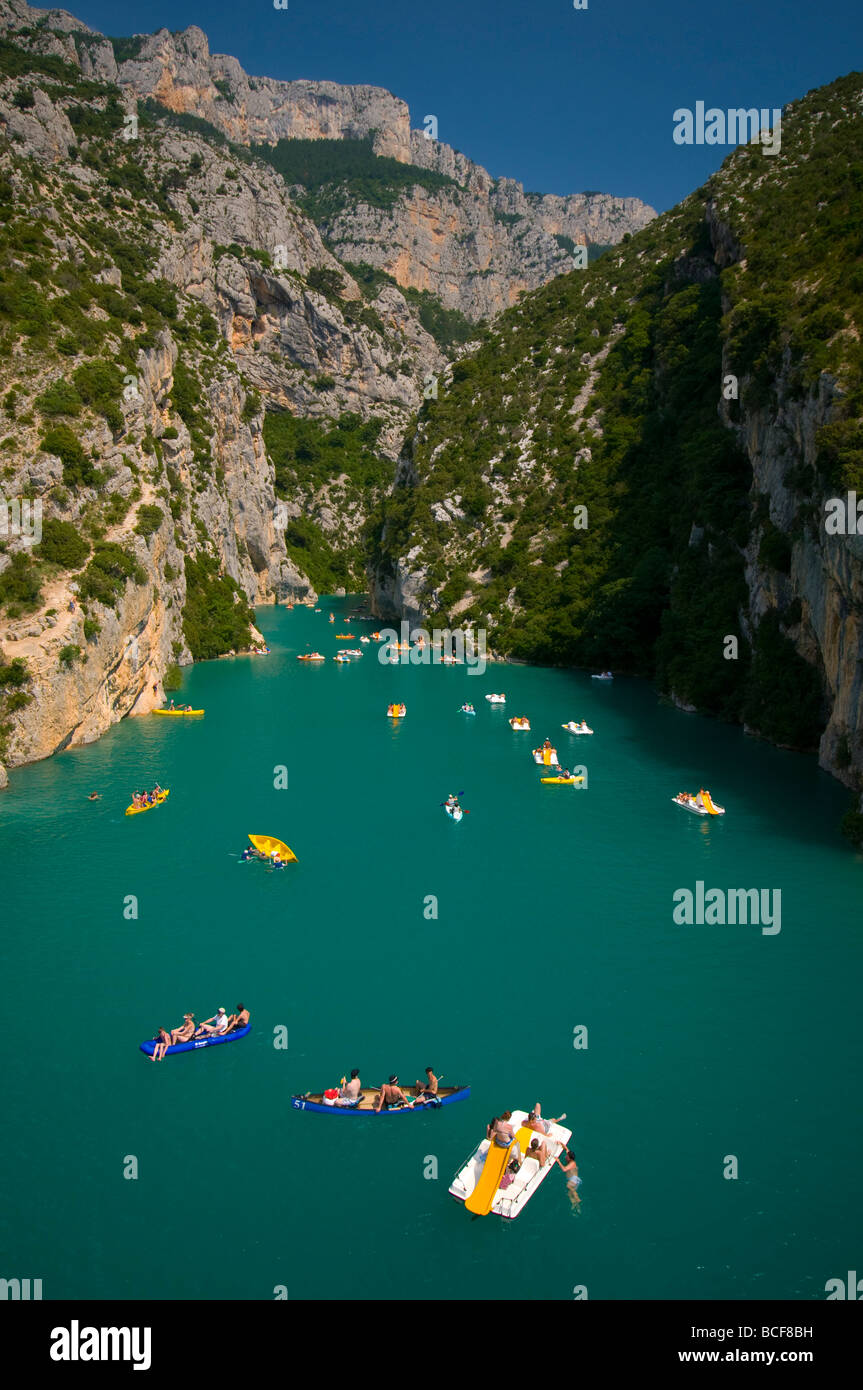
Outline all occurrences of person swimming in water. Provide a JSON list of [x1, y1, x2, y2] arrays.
[[87, 792, 100, 801], [556, 1147, 582, 1206]]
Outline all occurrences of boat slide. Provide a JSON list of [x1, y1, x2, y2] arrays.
[[450, 1111, 573, 1219]]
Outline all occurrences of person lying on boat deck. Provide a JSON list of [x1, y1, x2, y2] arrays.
[[152, 1026, 172, 1062], [373, 1075, 410, 1111], [526, 1103, 562, 1135], [195, 1008, 230, 1037], [336, 1069, 362, 1105], [227, 1003, 249, 1032], [414, 1067, 438, 1099], [556, 1148, 582, 1205], [170, 1014, 196, 1045]]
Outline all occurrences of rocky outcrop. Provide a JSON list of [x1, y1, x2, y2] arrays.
[[0, 44, 437, 778], [0, 2, 655, 321]]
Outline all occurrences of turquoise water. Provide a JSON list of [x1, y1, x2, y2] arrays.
[[2, 599, 861, 1301]]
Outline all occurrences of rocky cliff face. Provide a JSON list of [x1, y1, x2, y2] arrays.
[[0, 17, 441, 776], [0, 1, 656, 321]]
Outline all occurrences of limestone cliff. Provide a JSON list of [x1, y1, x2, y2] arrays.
[[0, 23, 439, 778], [0, 1, 655, 321]]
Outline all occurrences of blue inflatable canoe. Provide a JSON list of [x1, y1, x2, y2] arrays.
[[140, 1024, 251, 1057], [291, 1084, 470, 1114]]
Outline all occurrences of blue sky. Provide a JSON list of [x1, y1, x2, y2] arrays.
[[72, 0, 861, 212]]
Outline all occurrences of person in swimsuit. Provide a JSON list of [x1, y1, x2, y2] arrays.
[[337, 1068, 362, 1106], [170, 1014, 195, 1045], [87, 792, 101, 801], [526, 1136, 550, 1165], [152, 1026, 172, 1062], [227, 1003, 250, 1031], [526, 1102, 562, 1135], [488, 1112, 521, 1162], [373, 1075, 409, 1111], [414, 1066, 439, 1101], [556, 1148, 582, 1206]]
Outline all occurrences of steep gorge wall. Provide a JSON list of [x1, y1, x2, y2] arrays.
[[0, 2, 657, 320]]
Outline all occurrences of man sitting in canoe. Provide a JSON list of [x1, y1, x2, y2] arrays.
[[373, 1075, 410, 1111], [336, 1068, 362, 1106], [226, 1003, 250, 1032], [195, 1007, 230, 1038], [169, 1014, 196, 1046], [151, 1026, 173, 1062], [414, 1066, 439, 1101]]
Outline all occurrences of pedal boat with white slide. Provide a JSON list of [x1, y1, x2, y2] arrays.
[[672, 789, 725, 816], [449, 1110, 572, 1219], [562, 720, 593, 735], [485, 693, 506, 704]]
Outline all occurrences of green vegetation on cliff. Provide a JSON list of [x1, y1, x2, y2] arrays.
[[182, 554, 255, 660], [374, 71, 863, 751], [251, 137, 461, 220]]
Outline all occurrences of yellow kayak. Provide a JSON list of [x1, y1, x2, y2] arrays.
[[248, 834, 298, 863], [153, 709, 204, 717], [125, 790, 170, 816], [540, 776, 584, 784]]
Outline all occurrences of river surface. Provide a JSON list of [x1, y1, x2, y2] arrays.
[[2, 599, 860, 1300]]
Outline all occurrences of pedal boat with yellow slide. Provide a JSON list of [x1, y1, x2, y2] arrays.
[[509, 716, 531, 730], [672, 790, 725, 816], [449, 1110, 572, 1219], [387, 703, 406, 718], [291, 1083, 470, 1114], [532, 743, 559, 766], [125, 789, 170, 816]]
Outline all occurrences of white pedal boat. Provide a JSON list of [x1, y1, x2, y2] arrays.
[[672, 790, 725, 816], [485, 693, 506, 704], [562, 721, 593, 734], [591, 672, 613, 681], [449, 1110, 572, 1220], [509, 717, 531, 730]]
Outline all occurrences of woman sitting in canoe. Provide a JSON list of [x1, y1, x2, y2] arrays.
[[169, 1014, 196, 1046]]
